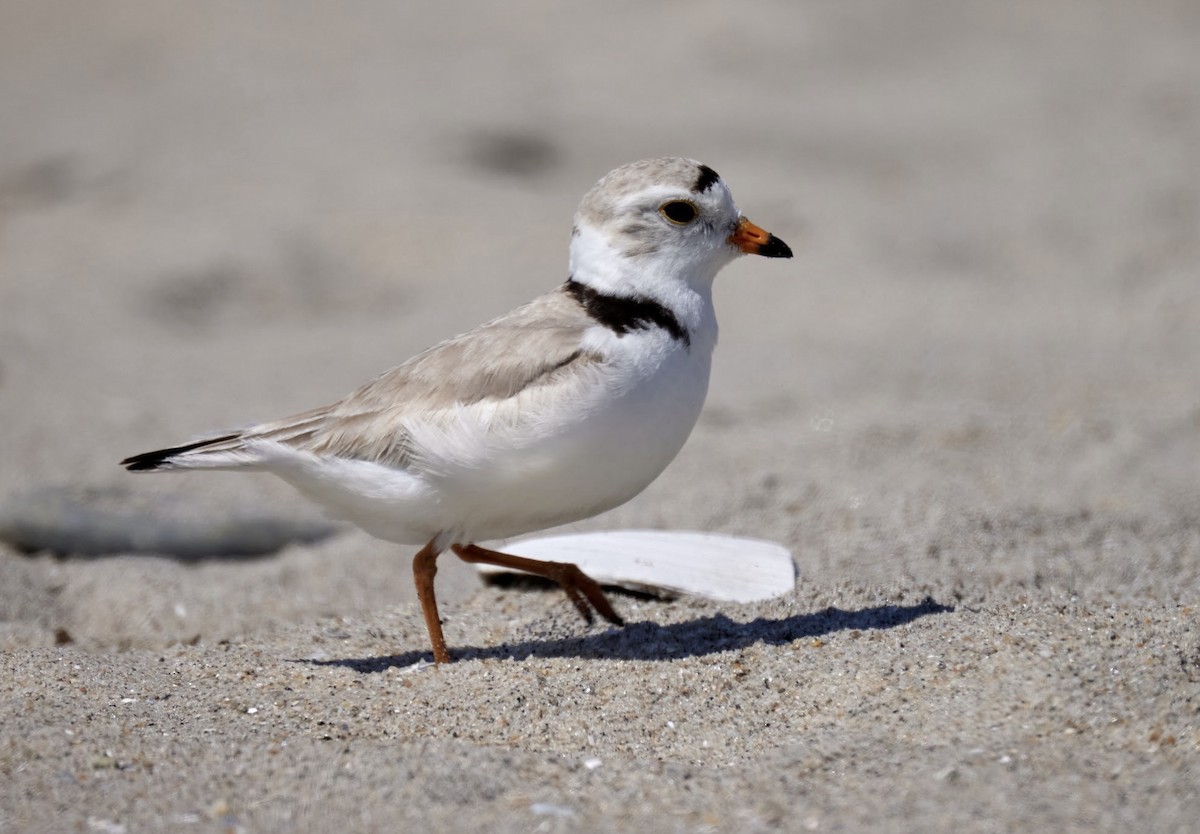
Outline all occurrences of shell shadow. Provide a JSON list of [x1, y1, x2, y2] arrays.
[[301, 596, 954, 673]]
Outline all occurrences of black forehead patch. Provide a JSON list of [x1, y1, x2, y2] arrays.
[[693, 164, 721, 194]]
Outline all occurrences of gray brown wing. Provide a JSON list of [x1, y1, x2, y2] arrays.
[[239, 286, 601, 464]]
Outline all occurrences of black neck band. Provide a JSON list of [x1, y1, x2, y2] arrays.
[[565, 278, 690, 348]]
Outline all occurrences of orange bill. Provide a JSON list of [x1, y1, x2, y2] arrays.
[[729, 216, 793, 258]]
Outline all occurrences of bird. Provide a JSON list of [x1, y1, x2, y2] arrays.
[[122, 157, 792, 664]]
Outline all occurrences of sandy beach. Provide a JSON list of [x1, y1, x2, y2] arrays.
[[2, 2, 1198, 831]]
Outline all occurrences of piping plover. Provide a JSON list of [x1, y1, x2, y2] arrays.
[[122, 157, 792, 663]]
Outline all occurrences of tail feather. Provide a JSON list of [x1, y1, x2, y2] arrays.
[[121, 433, 242, 471]]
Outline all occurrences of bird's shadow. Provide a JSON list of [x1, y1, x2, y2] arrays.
[[300, 596, 954, 673]]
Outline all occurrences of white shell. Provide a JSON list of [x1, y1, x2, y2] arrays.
[[476, 530, 796, 603]]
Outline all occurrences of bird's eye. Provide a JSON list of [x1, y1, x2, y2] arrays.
[[659, 200, 698, 225]]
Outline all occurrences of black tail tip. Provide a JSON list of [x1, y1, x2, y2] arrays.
[[120, 432, 239, 472], [121, 450, 171, 471]]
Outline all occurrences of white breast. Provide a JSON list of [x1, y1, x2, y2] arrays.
[[260, 306, 717, 547], [429, 323, 715, 542]]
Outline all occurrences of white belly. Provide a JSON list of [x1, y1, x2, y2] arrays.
[[455, 338, 712, 539], [266, 329, 714, 547]]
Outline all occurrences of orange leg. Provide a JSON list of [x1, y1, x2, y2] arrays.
[[412, 539, 452, 664], [451, 543, 624, 627]]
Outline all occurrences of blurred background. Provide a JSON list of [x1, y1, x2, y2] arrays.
[[1, 1, 1197, 648]]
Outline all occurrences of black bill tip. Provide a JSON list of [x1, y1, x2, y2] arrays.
[[758, 234, 792, 259]]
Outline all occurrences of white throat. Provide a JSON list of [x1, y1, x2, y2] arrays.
[[567, 222, 723, 340]]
